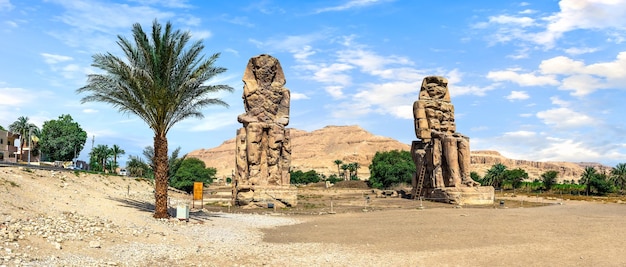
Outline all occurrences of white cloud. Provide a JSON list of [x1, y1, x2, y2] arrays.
[[324, 86, 345, 99], [487, 69, 559, 86], [536, 107, 596, 129], [540, 52, 626, 96], [564, 47, 598, 55], [41, 53, 73, 64], [314, 0, 389, 14], [477, 0, 626, 49], [503, 130, 536, 138], [187, 112, 237, 132], [0, 88, 35, 107], [83, 108, 98, 114], [190, 30, 212, 40], [489, 15, 535, 27], [300, 63, 354, 85], [506, 91, 530, 101], [291, 92, 309, 100], [336, 48, 413, 75]]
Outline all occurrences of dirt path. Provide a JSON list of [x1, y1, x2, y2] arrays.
[[263, 202, 626, 266]]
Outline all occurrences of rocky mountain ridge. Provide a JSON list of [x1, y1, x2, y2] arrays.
[[188, 125, 610, 183]]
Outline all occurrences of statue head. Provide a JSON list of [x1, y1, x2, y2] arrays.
[[419, 76, 450, 102]]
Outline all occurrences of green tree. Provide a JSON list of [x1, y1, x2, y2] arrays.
[[9, 116, 38, 162], [590, 172, 613, 195], [610, 163, 626, 194], [126, 155, 151, 178], [368, 150, 415, 189], [290, 170, 321, 184], [504, 168, 528, 189], [90, 144, 111, 172], [481, 163, 507, 188], [170, 157, 216, 193], [333, 159, 343, 177], [77, 20, 233, 218], [579, 167, 596, 196], [40, 114, 87, 161], [0, 125, 5, 131], [110, 144, 125, 172], [541, 170, 559, 191]]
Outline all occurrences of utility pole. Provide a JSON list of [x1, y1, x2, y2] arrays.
[[27, 128, 31, 165]]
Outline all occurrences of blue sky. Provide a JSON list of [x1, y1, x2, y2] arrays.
[[1, 0, 626, 167]]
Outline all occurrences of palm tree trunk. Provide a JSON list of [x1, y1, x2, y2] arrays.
[[153, 134, 169, 218]]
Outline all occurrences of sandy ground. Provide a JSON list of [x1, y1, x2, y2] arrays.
[[2, 166, 626, 266], [265, 200, 626, 266]]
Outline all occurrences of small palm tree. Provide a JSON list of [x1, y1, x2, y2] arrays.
[[353, 162, 360, 178], [91, 144, 111, 172], [482, 163, 507, 188], [341, 164, 349, 181], [580, 167, 597, 196], [9, 116, 38, 162], [610, 163, 626, 194], [333, 159, 343, 177], [78, 20, 233, 218], [110, 144, 125, 173], [541, 170, 558, 191]]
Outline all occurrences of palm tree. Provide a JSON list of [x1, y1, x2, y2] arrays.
[[353, 162, 360, 178], [127, 155, 149, 177], [347, 163, 357, 180], [110, 144, 125, 173], [9, 116, 38, 162], [77, 20, 233, 218], [541, 170, 558, 191], [482, 163, 507, 188], [341, 164, 349, 181], [90, 144, 111, 172], [610, 163, 626, 194], [580, 167, 597, 196], [333, 159, 343, 177]]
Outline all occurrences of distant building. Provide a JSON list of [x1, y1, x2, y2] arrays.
[[0, 130, 20, 163]]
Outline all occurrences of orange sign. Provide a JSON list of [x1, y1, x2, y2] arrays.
[[193, 182, 203, 200]]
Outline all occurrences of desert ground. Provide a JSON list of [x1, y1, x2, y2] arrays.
[[2, 166, 626, 266]]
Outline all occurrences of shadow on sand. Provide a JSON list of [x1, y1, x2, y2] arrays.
[[107, 196, 223, 222]]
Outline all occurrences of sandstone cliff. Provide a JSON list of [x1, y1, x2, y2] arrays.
[[188, 125, 609, 183]]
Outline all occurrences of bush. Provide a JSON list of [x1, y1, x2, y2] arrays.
[[290, 170, 321, 185], [368, 150, 415, 189], [170, 158, 216, 193], [326, 174, 342, 184]]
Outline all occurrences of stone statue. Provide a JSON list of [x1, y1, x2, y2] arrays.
[[234, 54, 296, 207], [412, 76, 486, 204]]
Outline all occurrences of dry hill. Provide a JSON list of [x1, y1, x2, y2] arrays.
[[188, 125, 609, 183]]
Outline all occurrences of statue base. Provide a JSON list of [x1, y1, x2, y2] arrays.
[[235, 185, 298, 208], [425, 186, 494, 205]]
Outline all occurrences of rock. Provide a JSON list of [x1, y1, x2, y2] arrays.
[[89, 241, 101, 248], [52, 242, 62, 250]]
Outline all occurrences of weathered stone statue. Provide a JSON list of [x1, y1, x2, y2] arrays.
[[234, 54, 297, 207], [411, 76, 492, 205]]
